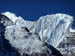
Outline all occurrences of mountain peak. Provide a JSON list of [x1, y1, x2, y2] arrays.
[[2, 11, 19, 23]]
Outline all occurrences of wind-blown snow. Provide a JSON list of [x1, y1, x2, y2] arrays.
[[1, 12, 73, 54]]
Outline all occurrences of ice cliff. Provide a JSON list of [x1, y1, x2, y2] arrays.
[[0, 11, 73, 56]]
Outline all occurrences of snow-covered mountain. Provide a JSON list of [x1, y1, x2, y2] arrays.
[[2, 12, 73, 47], [0, 11, 73, 56]]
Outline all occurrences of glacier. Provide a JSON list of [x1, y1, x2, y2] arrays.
[[0, 11, 73, 56]]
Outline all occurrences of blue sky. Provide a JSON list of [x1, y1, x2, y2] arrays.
[[0, 0, 75, 28]]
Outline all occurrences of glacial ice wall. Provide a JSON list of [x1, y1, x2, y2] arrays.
[[33, 14, 73, 47]]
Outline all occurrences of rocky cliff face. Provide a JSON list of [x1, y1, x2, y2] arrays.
[[57, 28, 75, 56], [0, 12, 73, 56]]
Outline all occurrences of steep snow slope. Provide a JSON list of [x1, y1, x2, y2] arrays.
[[32, 14, 73, 47]]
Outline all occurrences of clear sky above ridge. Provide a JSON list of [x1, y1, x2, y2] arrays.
[[0, 0, 75, 28]]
